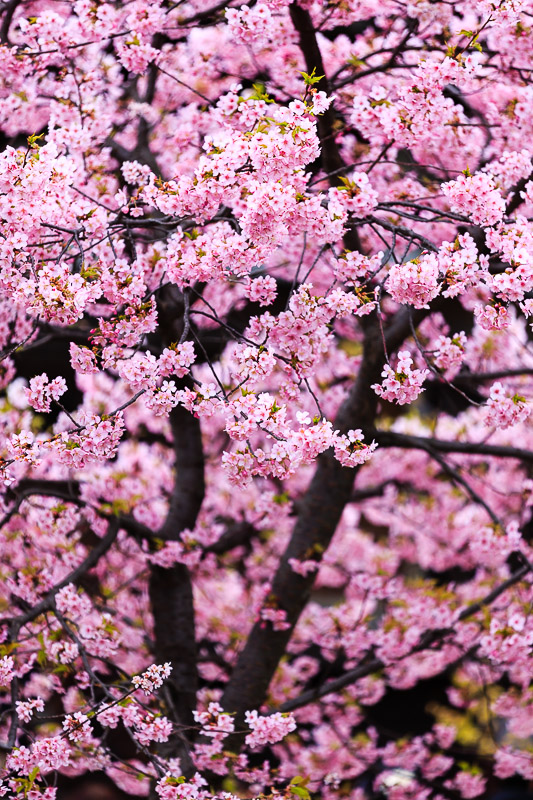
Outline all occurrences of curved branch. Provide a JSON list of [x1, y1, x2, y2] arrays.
[[221, 307, 423, 722], [4, 519, 120, 633], [289, 1, 361, 253], [274, 563, 531, 714], [375, 430, 533, 464]]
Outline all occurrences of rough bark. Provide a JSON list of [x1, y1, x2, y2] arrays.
[[148, 294, 206, 771]]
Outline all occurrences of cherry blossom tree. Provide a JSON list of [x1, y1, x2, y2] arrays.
[[3, 0, 533, 798]]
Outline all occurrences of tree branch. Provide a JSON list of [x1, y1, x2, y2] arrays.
[[4, 519, 120, 632], [0, 0, 21, 44], [289, 1, 361, 253], [274, 563, 531, 713], [221, 307, 422, 722], [374, 430, 533, 464], [148, 292, 206, 768]]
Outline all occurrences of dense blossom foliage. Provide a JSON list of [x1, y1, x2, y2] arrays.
[[2, 0, 533, 799]]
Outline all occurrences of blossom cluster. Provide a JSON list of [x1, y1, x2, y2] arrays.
[[3, 1, 533, 799], [484, 382, 531, 429], [441, 172, 506, 227], [132, 663, 173, 695], [244, 710, 297, 750], [433, 332, 467, 377], [372, 352, 429, 405], [24, 374, 67, 413], [387, 253, 440, 309]]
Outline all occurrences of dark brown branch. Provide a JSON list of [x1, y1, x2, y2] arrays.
[[333, 19, 418, 91], [374, 430, 533, 464], [221, 307, 424, 723], [289, 3, 339, 175], [274, 563, 531, 713], [366, 215, 438, 251], [3, 519, 120, 632], [4, 479, 161, 545], [453, 368, 533, 384], [289, 1, 361, 253], [158, 399, 205, 542], [349, 479, 415, 503], [9, 477, 81, 501], [0, 0, 21, 44], [506, 169, 533, 215], [0, 479, 82, 530], [174, 0, 229, 27], [422, 446, 502, 528], [148, 397, 204, 770], [148, 290, 206, 768], [204, 521, 256, 556]]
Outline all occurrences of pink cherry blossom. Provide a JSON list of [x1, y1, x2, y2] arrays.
[[387, 253, 440, 309], [372, 351, 428, 405], [244, 710, 296, 749], [2, 2, 533, 799], [484, 381, 531, 429], [25, 374, 67, 413], [132, 663, 173, 695]]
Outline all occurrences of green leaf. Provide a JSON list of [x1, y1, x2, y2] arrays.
[[299, 67, 324, 86], [250, 82, 274, 103], [27, 132, 44, 148]]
